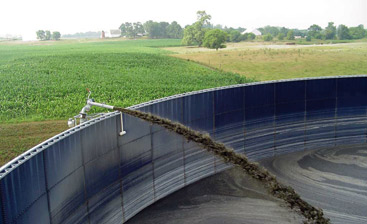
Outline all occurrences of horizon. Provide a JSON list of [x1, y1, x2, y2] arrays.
[[1, 0, 366, 40]]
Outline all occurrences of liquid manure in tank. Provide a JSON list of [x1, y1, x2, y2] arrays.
[[114, 107, 330, 224]]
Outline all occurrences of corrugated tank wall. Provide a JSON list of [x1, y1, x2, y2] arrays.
[[0, 76, 366, 224]]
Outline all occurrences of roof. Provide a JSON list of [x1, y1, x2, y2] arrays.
[[242, 28, 262, 36], [110, 29, 121, 35]]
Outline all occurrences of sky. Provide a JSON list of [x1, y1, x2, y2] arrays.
[[0, 0, 366, 40]]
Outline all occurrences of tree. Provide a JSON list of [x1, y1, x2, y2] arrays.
[[229, 30, 242, 42], [292, 29, 307, 37], [150, 22, 163, 38], [36, 30, 46, 40], [125, 22, 135, 38], [45, 30, 51, 40], [286, 30, 295, 40], [242, 33, 248, 41], [349, 25, 365, 39], [158, 22, 169, 38], [196, 10, 212, 25], [182, 11, 211, 46], [144, 20, 158, 38], [306, 35, 312, 41], [182, 25, 196, 45], [134, 22, 145, 37], [325, 22, 336, 40], [263, 33, 273, 41], [143, 20, 182, 39], [308, 24, 322, 39], [119, 22, 145, 38], [277, 33, 285, 40], [166, 21, 183, 39], [197, 10, 212, 29], [247, 33, 256, 40], [236, 27, 246, 33], [119, 22, 132, 37], [337, 24, 351, 40], [52, 31, 61, 40], [203, 29, 227, 50], [280, 27, 289, 36], [213, 24, 223, 30], [260, 26, 280, 37]]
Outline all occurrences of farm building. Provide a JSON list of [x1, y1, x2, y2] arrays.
[[242, 28, 262, 36], [103, 29, 121, 38], [110, 29, 121, 37]]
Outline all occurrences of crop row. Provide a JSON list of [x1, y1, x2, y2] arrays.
[[0, 39, 251, 122]]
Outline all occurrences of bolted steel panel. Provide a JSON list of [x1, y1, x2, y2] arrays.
[[1, 76, 367, 224]]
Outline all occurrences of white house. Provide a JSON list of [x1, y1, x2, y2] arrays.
[[104, 29, 121, 38], [110, 29, 121, 38], [242, 28, 262, 36]]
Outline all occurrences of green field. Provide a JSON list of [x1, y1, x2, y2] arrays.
[[0, 39, 251, 123]]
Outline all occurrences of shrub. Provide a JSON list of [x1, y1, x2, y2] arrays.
[[287, 30, 295, 40], [247, 33, 256, 40], [203, 29, 227, 50], [277, 33, 285, 40], [263, 34, 273, 41]]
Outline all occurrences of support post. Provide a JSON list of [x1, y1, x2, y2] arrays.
[[119, 112, 126, 136]]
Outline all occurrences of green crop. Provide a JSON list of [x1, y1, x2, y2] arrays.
[[0, 39, 253, 122]]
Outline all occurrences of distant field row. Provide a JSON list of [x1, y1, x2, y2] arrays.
[[0, 39, 251, 123], [169, 41, 367, 81]]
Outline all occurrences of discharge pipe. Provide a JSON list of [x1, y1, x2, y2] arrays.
[[68, 90, 126, 136]]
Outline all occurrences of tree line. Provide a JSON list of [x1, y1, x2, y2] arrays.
[[36, 30, 61, 40], [118, 10, 366, 50], [258, 23, 366, 41], [119, 21, 183, 39], [181, 11, 367, 49], [62, 31, 101, 39], [118, 14, 253, 46]]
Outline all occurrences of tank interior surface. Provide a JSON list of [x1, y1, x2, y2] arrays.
[[261, 145, 367, 224], [126, 167, 305, 224], [0, 76, 366, 224], [128, 145, 367, 224]]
